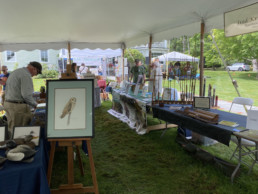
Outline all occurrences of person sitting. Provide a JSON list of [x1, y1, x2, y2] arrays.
[[184, 62, 192, 76], [168, 62, 174, 79], [174, 61, 181, 77]]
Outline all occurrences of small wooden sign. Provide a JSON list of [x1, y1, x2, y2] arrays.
[[194, 97, 211, 109]]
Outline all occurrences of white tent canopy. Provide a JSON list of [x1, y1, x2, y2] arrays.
[[60, 49, 122, 58], [0, 0, 256, 51], [157, 52, 199, 62]]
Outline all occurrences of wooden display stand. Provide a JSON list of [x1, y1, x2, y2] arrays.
[[47, 138, 99, 194]]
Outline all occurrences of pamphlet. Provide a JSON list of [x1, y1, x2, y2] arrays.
[[219, 120, 239, 127], [232, 127, 248, 132]]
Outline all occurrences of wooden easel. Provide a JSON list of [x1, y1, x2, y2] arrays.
[[61, 64, 77, 79], [47, 138, 99, 194]]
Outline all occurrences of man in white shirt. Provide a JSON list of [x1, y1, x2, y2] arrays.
[[4, 61, 42, 137], [79, 63, 88, 74]]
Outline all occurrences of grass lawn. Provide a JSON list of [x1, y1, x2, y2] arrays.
[[163, 70, 258, 106], [33, 70, 258, 193], [32, 78, 53, 92], [50, 101, 258, 193]]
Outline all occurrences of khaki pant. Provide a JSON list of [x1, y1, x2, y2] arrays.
[[4, 101, 33, 138]]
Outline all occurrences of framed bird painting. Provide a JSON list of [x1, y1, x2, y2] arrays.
[[46, 79, 94, 138]]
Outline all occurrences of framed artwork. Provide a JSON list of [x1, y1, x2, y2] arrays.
[[0, 126, 7, 141], [163, 88, 178, 101], [125, 82, 131, 93], [194, 97, 211, 109], [46, 79, 94, 138], [141, 85, 148, 97], [133, 84, 140, 96], [247, 110, 258, 130], [13, 126, 40, 146]]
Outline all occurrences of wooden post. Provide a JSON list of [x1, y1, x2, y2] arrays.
[[68, 42, 71, 65], [122, 48, 125, 81], [148, 35, 152, 78], [199, 21, 205, 97]]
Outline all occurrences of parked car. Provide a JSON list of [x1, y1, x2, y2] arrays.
[[226, 63, 250, 71]]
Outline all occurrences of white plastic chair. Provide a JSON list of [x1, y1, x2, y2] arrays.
[[229, 97, 253, 112], [230, 103, 258, 173]]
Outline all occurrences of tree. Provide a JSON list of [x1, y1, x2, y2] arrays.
[[124, 49, 145, 65], [185, 29, 258, 71]]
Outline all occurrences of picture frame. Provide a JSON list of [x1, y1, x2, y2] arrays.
[[162, 88, 178, 101], [194, 97, 211, 109], [0, 126, 7, 142], [125, 82, 131, 93], [246, 110, 258, 130], [46, 79, 94, 139], [13, 126, 41, 146], [133, 84, 140, 96]]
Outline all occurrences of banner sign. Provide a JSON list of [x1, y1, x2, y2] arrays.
[[65, 57, 102, 66], [224, 3, 258, 37]]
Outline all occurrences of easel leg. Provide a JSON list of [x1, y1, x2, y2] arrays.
[[87, 140, 99, 194], [76, 145, 85, 176], [67, 145, 74, 185], [47, 141, 56, 185]]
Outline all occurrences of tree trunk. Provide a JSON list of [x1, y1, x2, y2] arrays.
[[182, 36, 185, 53]]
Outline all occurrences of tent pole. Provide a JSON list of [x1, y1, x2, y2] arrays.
[[68, 42, 71, 64], [122, 47, 125, 81], [210, 30, 247, 112], [149, 35, 152, 77], [199, 21, 205, 97]]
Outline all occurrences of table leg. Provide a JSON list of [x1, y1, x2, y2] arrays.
[[248, 143, 258, 174], [231, 136, 241, 183], [47, 141, 56, 185], [160, 122, 168, 137]]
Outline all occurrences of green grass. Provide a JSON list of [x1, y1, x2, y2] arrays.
[[33, 70, 258, 193], [33, 78, 47, 92], [50, 101, 258, 194], [33, 78, 56, 92], [163, 70, 258, 106]]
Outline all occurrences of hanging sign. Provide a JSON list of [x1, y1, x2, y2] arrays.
[[224, 2, 258, 37], [70, 57, 102, 66]]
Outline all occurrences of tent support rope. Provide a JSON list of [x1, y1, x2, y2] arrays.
[[210, 30, 247, 113]]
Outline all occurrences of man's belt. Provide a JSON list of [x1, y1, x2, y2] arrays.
[[5, 100, 26, 104]]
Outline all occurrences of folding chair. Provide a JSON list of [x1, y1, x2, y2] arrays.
[[229, 97, 253, 112], [229, 98, 255, 171]]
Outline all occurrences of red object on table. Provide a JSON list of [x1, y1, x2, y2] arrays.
[[215, 95, 218, 107]]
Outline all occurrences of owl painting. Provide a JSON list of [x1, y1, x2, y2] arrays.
[[60, 97, 77, 125]]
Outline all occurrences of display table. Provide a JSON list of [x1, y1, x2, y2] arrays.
[[152, 104, 247, 146], [109, 89, 177, 134], [0, 140, 50, 194], [231, 130, 258, 182]]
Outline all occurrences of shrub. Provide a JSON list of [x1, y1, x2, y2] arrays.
[[35, 64, 59, 79]]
